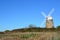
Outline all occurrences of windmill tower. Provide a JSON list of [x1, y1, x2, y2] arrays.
[[40, 8, 54, 28], [46, 16, 54, 28]]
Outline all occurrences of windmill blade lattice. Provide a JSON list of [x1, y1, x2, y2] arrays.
[[48, 8, 54, 16], [40, 19, 46, 27], [41, 12, 47, 18]]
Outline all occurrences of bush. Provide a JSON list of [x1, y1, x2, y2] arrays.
[[4, 30, 10, 33]]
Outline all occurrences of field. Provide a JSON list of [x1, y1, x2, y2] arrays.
[[0, 32, 60, 40]]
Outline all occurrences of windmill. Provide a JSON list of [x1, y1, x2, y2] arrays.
[[40, 8, 54, 28]]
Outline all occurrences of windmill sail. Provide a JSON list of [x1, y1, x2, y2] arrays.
[[41, 8, 54, 28]]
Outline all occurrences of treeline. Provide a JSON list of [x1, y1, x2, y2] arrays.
[[0, 25, 60, 34], [4, 25, 60, 32]]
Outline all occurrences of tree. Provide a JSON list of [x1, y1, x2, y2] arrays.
[[57, 25, 60, 29], [57, 25, 60, 30], [4, 30, 10, 32], [28, 24, 36, 28]]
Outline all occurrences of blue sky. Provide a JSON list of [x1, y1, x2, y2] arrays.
[[0, 0, 60, 31]]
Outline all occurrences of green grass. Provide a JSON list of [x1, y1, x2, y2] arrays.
[[0, 32, 60, 40], [20, 33, 37, 38]]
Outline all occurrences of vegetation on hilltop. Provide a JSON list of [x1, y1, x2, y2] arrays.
[[0, 25, 60, 33]]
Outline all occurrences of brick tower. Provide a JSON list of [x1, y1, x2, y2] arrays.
[[46, 16, 54, 28]]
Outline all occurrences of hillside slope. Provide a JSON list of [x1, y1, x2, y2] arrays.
[[0, 32, 60, 40]]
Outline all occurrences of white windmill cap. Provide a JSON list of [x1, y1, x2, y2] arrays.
[[47, 16, 53, 20]]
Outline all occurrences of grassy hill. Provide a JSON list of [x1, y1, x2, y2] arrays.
[[0, 27, 60, 40], [0, 32, 60, 40]]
